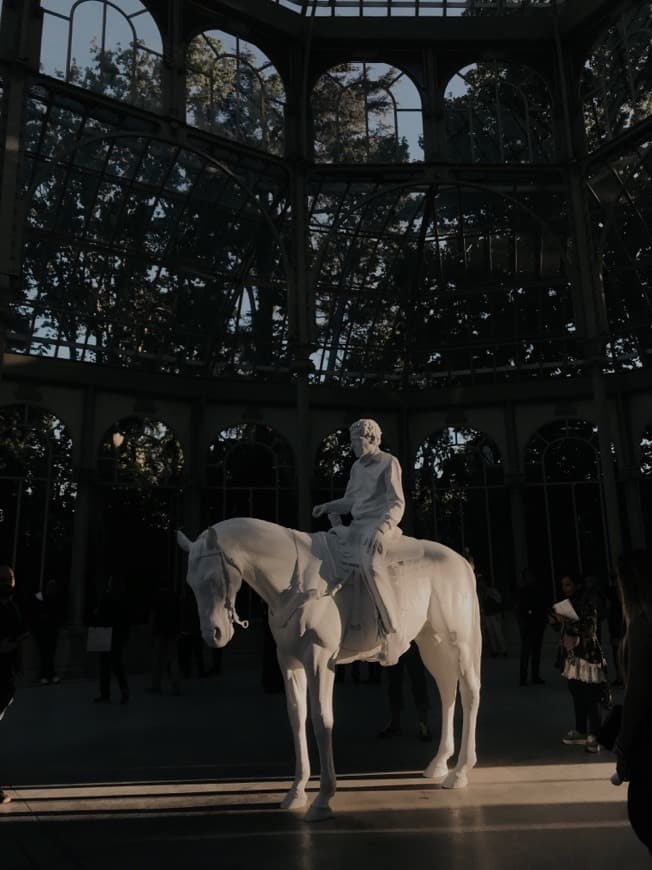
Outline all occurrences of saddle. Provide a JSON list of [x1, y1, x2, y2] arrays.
[[268, 529, 424, 662]]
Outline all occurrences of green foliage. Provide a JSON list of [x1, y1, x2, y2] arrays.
[[590, 142, 652, 370], [583, 5, 652, 150], [186, 34, 286, 155], [97, 417, 184, 489], [444, 62, 555, 163], [18, 81, 290, 376], [314, 429, 354, 486], [66, 38, 162, 112], [313, 62, 411, 163]]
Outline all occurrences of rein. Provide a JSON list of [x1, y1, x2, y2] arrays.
[[219, 548, 250, 629]]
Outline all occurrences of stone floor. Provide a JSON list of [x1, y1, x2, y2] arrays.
[[1, 644, 648, 870]]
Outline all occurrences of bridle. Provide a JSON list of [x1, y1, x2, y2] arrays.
[[195, 547, 249, 631]]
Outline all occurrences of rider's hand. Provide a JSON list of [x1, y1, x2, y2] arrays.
[[312, 504, 327, 518]]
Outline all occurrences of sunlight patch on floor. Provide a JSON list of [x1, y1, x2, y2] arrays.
[[0, 762, 625, 820]]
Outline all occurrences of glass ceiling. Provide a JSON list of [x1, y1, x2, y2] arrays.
[[271, 0, 563, 16]]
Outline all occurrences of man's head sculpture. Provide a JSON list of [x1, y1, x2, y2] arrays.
[[176, 527, 248, 648], [350, 418, 382, 446]]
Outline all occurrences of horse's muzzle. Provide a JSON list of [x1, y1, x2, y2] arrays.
[[202, 626, 230, 648]]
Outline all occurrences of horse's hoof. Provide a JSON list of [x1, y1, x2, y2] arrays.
[[280, 791, 308, 810], [422, 763, 448, 779], [442, 771, 468, 789], [304, 803, 333, 822]]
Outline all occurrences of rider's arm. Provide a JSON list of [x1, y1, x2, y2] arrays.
[[377, 456, 405, 534], [317, 464, 359, 516]]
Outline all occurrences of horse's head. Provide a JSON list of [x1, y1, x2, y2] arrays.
[[177, 526, 248, 648]]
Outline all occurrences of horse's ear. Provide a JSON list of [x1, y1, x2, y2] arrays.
[[177, 530, 193, 552], [205, 526, 219, 552]]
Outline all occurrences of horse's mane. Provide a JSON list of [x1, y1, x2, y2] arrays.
[[210, 516, 295, 576]]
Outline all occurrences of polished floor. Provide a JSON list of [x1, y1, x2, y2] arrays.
[[1, 642, 648, 870]]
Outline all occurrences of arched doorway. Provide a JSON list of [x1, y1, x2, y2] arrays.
[[93, 416, 184, 621], [0, 403, 76, 602], [412, 426, 509, 591], [524, 418, 611, 597]]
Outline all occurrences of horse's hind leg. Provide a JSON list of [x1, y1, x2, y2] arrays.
[[415, 629, 458, 780], [445, 641, 480, 789], [279, 656, 310, 810]]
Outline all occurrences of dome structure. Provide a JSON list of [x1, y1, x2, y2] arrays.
[[0, 0, 649, 618], [270, 0, 561, 15]]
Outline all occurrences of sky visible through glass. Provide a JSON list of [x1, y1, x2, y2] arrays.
[[36, 2, 446, 160]]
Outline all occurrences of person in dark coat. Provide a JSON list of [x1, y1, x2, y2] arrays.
[[0, 565, 28, 804], [149, 583, 180, 694], [516, 567, 548, 686], [614, 550, 652, 857], [31, 580, 64, 684], [377, 641, 431, 741], [90, 576, 130, 705], [178, 585, 207, 679]]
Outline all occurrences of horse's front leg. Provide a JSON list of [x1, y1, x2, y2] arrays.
[[304, 647, 336, 822], [279, 655, 310, 810]]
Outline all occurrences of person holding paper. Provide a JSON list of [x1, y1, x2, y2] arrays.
[[549, 574, 608, 752]]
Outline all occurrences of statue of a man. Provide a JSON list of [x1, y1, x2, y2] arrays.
[[312, 419, 408, 665]]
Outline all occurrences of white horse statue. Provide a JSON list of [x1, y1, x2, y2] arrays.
[[177, 517, 481, 821]]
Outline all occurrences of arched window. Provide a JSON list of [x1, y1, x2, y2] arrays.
[[582, 5, 652, 150], [412, 427, 508, 588], [94, 416, 184, 618], [204, 424, 296, 527], [186, 31, 286, 155], [445, 62, 555, 163], [40, 0, 163, 111], [313, 62, 423, 163], [524, 418, 610, 595], [0, 404, 76, 597]]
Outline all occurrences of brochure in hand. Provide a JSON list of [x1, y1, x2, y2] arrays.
[[552, 598, 579, 621]]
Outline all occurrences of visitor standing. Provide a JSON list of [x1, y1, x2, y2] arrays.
[[516, 568, 547, 685], [31, 579, 63, 684], [90, 576, 130, 705], [149, 582, 180, 694], [377, 642, 431, 741], [551, 574, 608, 752]]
